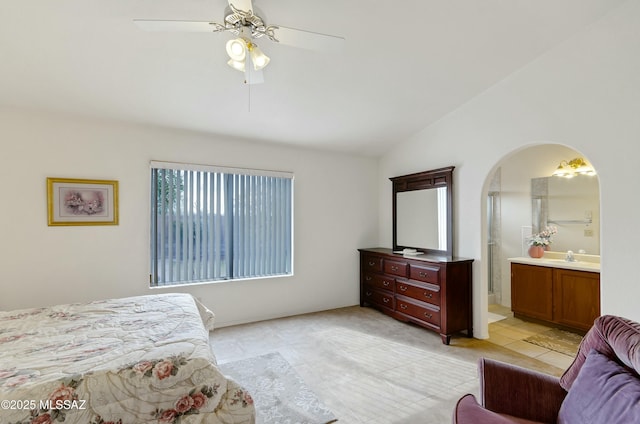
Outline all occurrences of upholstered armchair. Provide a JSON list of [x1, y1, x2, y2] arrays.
[[452, 315, 640, 423]]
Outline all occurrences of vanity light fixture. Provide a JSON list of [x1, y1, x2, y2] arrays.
[[552, 157, 596, 178]]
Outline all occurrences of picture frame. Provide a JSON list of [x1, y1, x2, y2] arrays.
[[47, 178, 119, 226]]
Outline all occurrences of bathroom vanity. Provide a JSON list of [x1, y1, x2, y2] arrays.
[[509, 253, 600, 333]]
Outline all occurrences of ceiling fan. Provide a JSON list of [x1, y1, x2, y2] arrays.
[[134, 0, 345, 84]]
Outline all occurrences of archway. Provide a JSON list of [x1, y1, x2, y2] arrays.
[[479, 143, 600, 338]]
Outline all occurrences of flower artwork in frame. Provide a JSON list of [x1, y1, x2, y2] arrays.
[[47, 178, 119, 226]]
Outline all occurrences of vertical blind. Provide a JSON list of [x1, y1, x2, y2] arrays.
[[150, 161, 293, 286]]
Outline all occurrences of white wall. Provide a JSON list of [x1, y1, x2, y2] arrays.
[[0, 109, 379, 327], [379, 0, 640, 338]]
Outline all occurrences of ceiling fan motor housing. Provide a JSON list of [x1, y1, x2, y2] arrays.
[[224, 11, 268, 39]]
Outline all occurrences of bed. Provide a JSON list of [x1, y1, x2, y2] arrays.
[[0, 293, 255, 424]]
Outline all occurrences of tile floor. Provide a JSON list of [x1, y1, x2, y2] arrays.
[[210, 305, 579, 424], [487, 304, 578, 370]]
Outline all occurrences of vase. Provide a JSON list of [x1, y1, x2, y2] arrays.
[[528, 245, 545, 258]]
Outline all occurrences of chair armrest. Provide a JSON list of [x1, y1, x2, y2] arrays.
[[479, 358, 566, 423]]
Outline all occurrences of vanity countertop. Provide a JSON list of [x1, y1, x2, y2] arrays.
[[508, 252, 600, 273]]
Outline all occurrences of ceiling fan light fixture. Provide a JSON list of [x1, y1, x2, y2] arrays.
[[227, 58, 246, 72], [135, 0, 345, 84], [226, 38, 247, 61], [247, 42, 270, 70]]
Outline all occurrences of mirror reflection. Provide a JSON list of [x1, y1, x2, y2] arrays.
[[532, 174, 600, 254], [397, 188, 448, 251]]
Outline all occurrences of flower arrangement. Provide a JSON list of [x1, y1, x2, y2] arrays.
[[528, 226, 558, 247]]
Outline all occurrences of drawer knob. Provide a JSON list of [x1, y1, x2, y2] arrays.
[[391, 266, 399, 271], [383, 298, 390, 303], [424, 312, 433, 319], [365, 276, 372, 281], [365, 291, 372, 296], [424, 292, 433, 299], [419, 272, 427, 278], [368, 261, 376, 266], [400, 304, 408, 310], [383, 280, 390, 286], [399, 285, 407, 292]]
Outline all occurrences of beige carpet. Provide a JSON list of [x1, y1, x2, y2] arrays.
[[212, 306, 568, 424], [524, 328, 583, 356]]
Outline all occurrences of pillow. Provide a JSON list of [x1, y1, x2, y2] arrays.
[[560, 315, 640, 390], [558, 349, 640, 424]]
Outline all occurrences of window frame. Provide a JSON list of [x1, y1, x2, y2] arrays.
[[149, 161, 294, 287]]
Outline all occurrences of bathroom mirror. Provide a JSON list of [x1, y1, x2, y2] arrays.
[[532, 174, 600, 254], [391, 167, 454, 257]]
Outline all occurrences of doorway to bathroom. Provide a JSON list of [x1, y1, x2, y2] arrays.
[[484, 144, 600, 366]]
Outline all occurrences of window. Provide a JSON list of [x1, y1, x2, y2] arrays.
[[150, 161, 293, 287]]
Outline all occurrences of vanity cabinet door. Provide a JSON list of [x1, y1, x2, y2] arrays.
[[553, 269, 600, 332], [511, 263, 553, 321]]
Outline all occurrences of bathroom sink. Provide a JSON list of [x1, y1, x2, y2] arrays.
[[540, 251, 600, 265], [507, 253, 601, 272], [544, 258, 585, 263]]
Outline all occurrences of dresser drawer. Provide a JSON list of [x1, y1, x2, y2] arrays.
[[384, 259, 408, 277], [362, 287, 394, 309], [359, 248, 474, 345], [363, 273, 395, 291], [396, 297, 441, 327], [409, 264, 440, 284], [362, 255, 383, 273], [396, 280, 441, 306]]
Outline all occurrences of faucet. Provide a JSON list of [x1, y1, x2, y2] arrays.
[[565, 250, 575, 262]]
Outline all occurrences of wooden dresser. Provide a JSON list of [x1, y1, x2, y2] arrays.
[[359, 248, 473, 344]]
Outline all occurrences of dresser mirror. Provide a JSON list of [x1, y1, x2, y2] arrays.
[[391, 166, 454, 257]]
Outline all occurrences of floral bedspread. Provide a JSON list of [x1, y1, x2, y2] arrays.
[[0, 293, 255, 424]]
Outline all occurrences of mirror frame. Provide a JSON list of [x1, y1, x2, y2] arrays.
[[391, 166, 454, 257]]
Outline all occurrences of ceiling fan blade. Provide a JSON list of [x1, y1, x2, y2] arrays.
[[228, 0, 253, 13], [133, 19, 221, 32], [271, 26, 345, 52]]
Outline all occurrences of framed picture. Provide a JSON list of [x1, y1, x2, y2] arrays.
[[47, 178, 119, 226]]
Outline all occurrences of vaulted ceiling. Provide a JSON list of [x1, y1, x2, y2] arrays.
[[0, 0, 625, 155]]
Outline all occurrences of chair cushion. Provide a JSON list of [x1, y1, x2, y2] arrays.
[[453, 394, 544, 424], [557, 349, 640, 424], [560, 315, 640, 390]]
